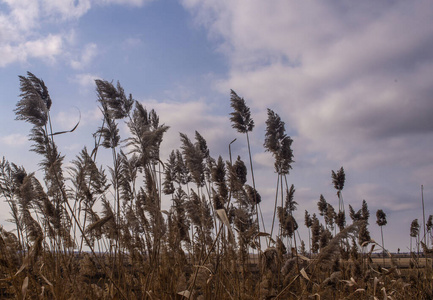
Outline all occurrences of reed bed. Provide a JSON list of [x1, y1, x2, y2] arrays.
[[0, 72, 432, 299]]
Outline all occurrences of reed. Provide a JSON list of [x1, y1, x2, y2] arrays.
[[0, 72, 431, 299]]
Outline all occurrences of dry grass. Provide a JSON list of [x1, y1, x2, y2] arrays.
[[0, 73, 432, 299]]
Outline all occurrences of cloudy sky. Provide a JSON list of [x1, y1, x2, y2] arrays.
[[1, 0, 433, 252]]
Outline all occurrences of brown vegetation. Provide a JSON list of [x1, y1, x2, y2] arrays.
[[0, 72, 432, 299]]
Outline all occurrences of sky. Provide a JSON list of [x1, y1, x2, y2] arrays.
[[1, 0, 433, 253]]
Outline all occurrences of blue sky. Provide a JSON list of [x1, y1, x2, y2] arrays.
[[1, 0, 433, 252]]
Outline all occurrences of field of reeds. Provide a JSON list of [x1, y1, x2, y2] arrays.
[[0, 72, 432, 299]]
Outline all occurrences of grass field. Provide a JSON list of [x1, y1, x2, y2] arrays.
[[0, 73, 432, 299]]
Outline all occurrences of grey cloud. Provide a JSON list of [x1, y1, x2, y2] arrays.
[[355, 99, 433, 139], [182, 0, 433, 251]]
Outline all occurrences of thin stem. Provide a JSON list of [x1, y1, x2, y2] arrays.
[[246, 132, 265, 234], [422, 185, 426, 244], [381, 226, 385, 265], [270, 174, 280, 246], [284, 175, 299, 271]]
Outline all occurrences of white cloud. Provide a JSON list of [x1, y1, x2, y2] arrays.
[[0, 1, 65, 67], [97, 0, 153, 6], [1, 134, 28, 146], [0, 34, 63, 67], [24, 34, 63, 60], [43, 0, 91, 20], [2, 0, 40, 32], [0, 44, 22, 67], [63, 143, 83, 151], [254, 151, 273, 169], [70, 43, 98, 69], [123, 37, 143, 48], [83, 106, 104, 123], [54, 108, 82, 130], [0, 0, 150, 68], [183, 0, 433, 163], [72, 73, 101, 88]]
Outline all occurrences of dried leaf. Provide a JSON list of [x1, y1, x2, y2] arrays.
[[292, 248, 310, 261], [255, 232, 270, 237], [296, 253, 311, 261], [178, 290, 191, 298], [207, 274, 214, 285], [146, 290, 159, 299], [361, 240, 370, 247], [15, 253, 30, 276], [49, 109, 80, 136], [16, 238, 42, 277], [341, 280, 355, 287], [194, 264, 213, 274], [22, 276, 29, 299], [383, 267, 396, 275], [300, 268, 310, 281], [216, 209, 230, 227], [40, 286, 45, 298], [374, 277, 379, 295], [342, 277, 357, 287], [40, 272, 53, 286], [216, 209, 235, 241], [381, 287, 387, 300], [355, 288, 365, 293]]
